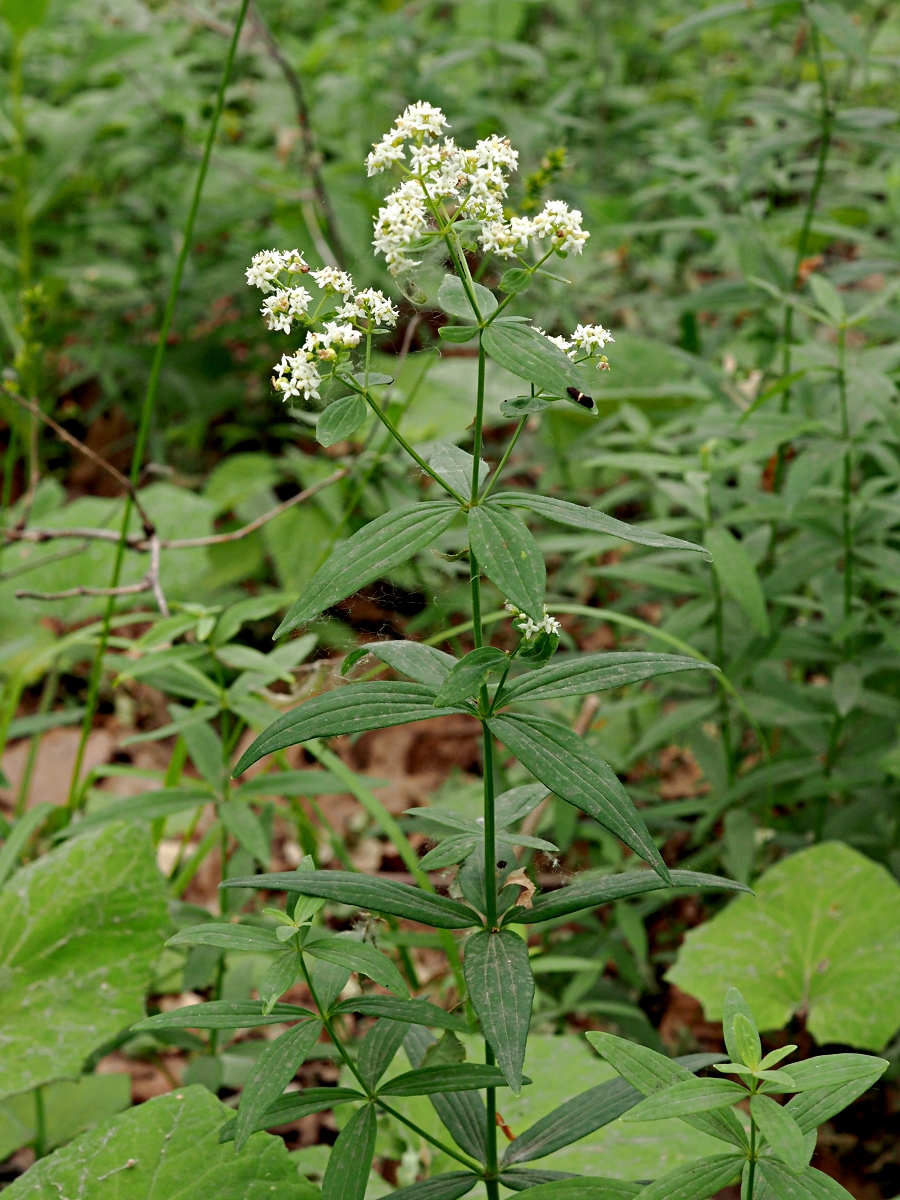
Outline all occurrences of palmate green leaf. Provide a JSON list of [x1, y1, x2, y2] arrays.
[[234, 1018, 323, 1151], [501, 651, 715, 704], [469, 504, 545, 622], [276, 502, 458, 636], [488, 713, 670, 882], [332, 995, 469, 1032], [1, 1086, 316, 1200], [388, 1172, 478, 1200], [637, 1154, 744, 1200], [435, 646, 508, 706], [464, 930, 534, 1093], [513, 869, 747, 925], [378, 1064, 516, 1097], [0, 823, 167, 1100], [304, 936, 409, 997], [233, 683, 467, 774], [666, 841, 900, 1049], [218, 1088, 364, 1143], [365, 640, 456, 690], [220, 869, 480, 929], [358, 1018, 408, 1089], [219, 800, 269, 866], [750, 1095, 810, 1173], [322, 1102, 377, 1200], [622, 1078, 745, 1122], [482, 322, 584, 395], [492, 493, 709, 556], [61, 786, 211, 836], [167, 923, 282, 954], [134, 1001, 315, 1031], [757, 1160, 857, 1200], [705, 526, 770, 637], [317, 394, 367, 447]]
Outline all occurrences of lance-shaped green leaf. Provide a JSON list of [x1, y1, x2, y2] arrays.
[[488, 714, 670, 883], [501, 651, 714, 705], [219, 799, 269, 866], [167, 923, 283, 954], [495, 783, 548, 827], [784, 1053, 888, 1092], [622, 1078, 746, 1122], [482, 322, 584, 395], [429, 442, 489, 501], [366, 640, 457, 690], [61, 786, 211, 836], [322, 1102, 377, 1200], [378, 1064, 516, 1097], [434, 646, 508, 707], [332, 996, 469, 1032], [358, 1018, 408, 1089], [134, 1001, 314, 1031], [637, 1154, 743, 1200], [419, 835, 480, 870], [305, 937, 409, 997], [758, 1160, 857, 1200], [750, 1095, 810, 1173], [492, 493, 709, 555], [258, 952, 301, 1014], [317, 394, 367, 447], [0, 806, 53, 879], [404, 1025, 487, 1163], [276, 502, 458, 636], [234, 1019, 323, 1151], [464, 930, 534, 1093], [512, 869, 747, 925], [388, 1173, 479, 1200], [437, 274, 498, 321], [469, 504, 545, 622], [785, 1059, 887, 1134], [218, 1088, 364, 1143], [233, 770, 346, 799], [234, 683, 466, 774], [500, 1180, 639, 1200], [722, 987, 759, 1067], [220, 869, 480, 929], [705, 525, 770, 636]]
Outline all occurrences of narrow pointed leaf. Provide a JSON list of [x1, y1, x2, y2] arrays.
[[367, 641, 457, 690], [495, 783, 549, 827], [705, 525, 770, 636], [62, 787, 211, 835], [429, 441, 489, 501], [622, 1077, 745, 1121], [133, 1001, 313, 1031], [434, 647, 508, 707], [359, 1018, 409, 1089], [234, 770, 345, 799], [469, 504, 545, 622], [512, 869, 748, 925], [722, 987, 759, 1068], [234, 1018, 322, 1151], [258, 952, 300, 1014], [305, 937, 409, 997], [501, 651, 714, 704], [419, 835, 480, 870], [234, 683, 466, 774], [389, 1174, 479, 1200], [498, 1170, 582, 1191], [322, 1102, 377, 1200], [751, 1095, 810, 1173], [167, 924, 282, 953], [220, 869, 480, 929], [218, 1087, 364, 1142], [492, 493, 709, 555], [498, 1180, 639, 1200], [219, 799, 269, 866], [378, 1064, 516, 1097], [464, 930, 534, 1093], [786, 1069, 887, 1135], [277, 503, 458, 636], [332, 996, 469, 1032], [758, 1161, 857, 1200], [784, 1053, 888, 1092], [637, 1154, 743, 1200], [489, 714, 670, 882], [403, 1025, 487, 1162]]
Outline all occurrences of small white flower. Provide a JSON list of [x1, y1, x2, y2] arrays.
[[531, 200, 590, 256], [261, 287, 312, 332], [474, 135, 518, 173], [246, 249, 286, 292], [546, 334, 573, 354], [505, 602, 561, 641], [366, 133, 407, 175], [283, 249, 309, 274], [338, 288, 399, 328], [311, 266, 355, 296], [571, 323, 614, 352], [394, 100, 449, 141], [272, 353, 321, 401]]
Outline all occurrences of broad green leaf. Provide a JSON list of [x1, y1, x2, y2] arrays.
[[666, 841, 900, 1049], [757, 1160, 857, 1200], [305, 936, 409, 996], [482, 322, 583, 395], [464, 930, 534, 1093], [722, 987, 759, 1068], [62, 787, 210, 836], [322, 1102, 377, 1200], [488, 713, 670, 882], [500, 395, 554, 418], [276, 502, 458, 636], [167, 923, 282, 954], [499, 268, 533, 294], [622, 1078, 745, 1122], [501, 651, 715, 704], [358, 1018, 408, 1089], [0, 0, 49, 38], [220, 869, 480, 929], [378, 1064, 515, 1097], [492, 493, 709, 555], [437, 274, 498, 321], [429, 442, 489, 501], [317, 394, 367, 447], [1, 1085, 315, 1200], [0, 804, 54, 887], [434, 646, 508, 706], [469, 504, 545, 622], [366, 640, 457, 689], [233, 682, 466, 774], [219, 800, 269, 866], [705, 526, 770, 636], [514, 869, 747, 925], [134, 1001, 315, 1030], [218, 1087, 364, 1142], [234, 1019, 323, 1150], [388, 1172, 478, 1200], [750, 1095, 809, 1173], [234, 769, 345, 798], [332, 996, 469, 1031], [637, 1154, 743, 1200], [0, 823, 167, 1100], [439, 324, 479, 343]]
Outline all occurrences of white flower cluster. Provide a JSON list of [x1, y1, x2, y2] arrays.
[[504, 602, 562, 641], [247, 248, 400, 402], [540, 322, 615, 368], [477, 200, 589, 260]]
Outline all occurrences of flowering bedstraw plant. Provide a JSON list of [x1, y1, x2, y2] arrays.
[[137, 106, 749, 1198]]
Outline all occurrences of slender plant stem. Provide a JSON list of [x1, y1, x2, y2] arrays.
[[836, 323, 852, 623], [14, 666, 58, 817], [359, 387, 465, 504], [65, 0, 251, 810], [471, 339, 487, 499], [481, 416, 527, 502], [33, 1085, 45, 1159], [747, 1116, 757, 1200]]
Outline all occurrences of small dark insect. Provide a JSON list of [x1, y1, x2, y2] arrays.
[[566, 385, 594, 408], [496, 860, 508, 869]]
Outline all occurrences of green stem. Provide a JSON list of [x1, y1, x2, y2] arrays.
[[65, 0, 251, 811], [14, 666, 57, 817], [481, 416, 527, 502], [358, 386, 466, 504], [471, 339, 487, 500], [837, 324, 852, 625], [747, 1116, 757, 1200], [33, 1085, 45, 1159]]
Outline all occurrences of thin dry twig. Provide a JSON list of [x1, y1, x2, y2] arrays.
[[17, 532, 170, 616]]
